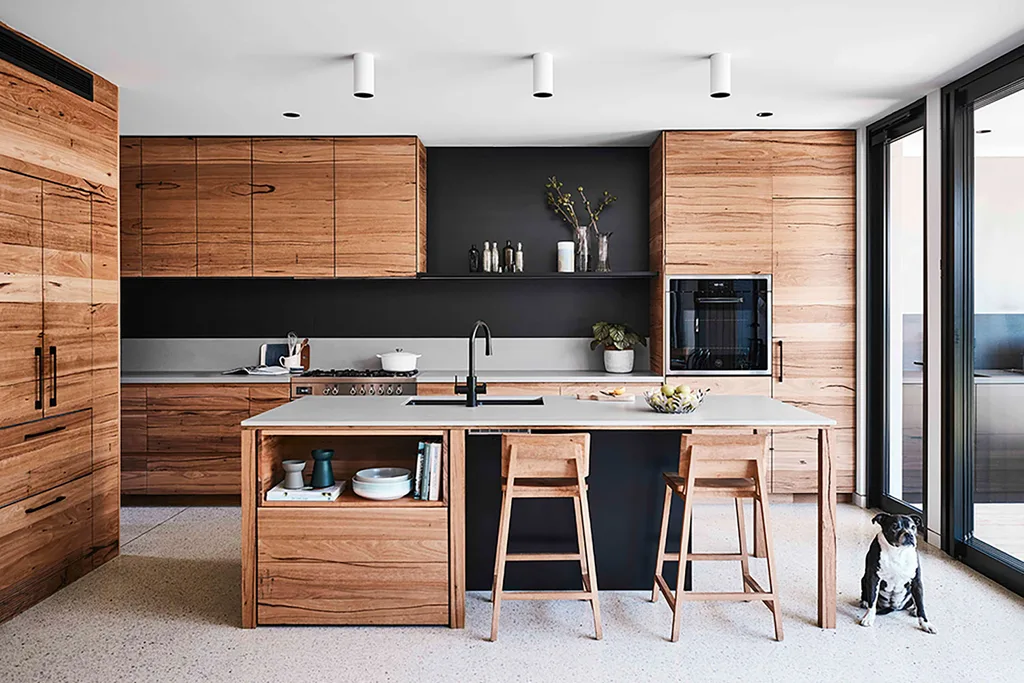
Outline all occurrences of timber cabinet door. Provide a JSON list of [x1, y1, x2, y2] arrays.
[[42, 183, 93, 417], [335, 137, 420, 277], [119, 138, 142, 277], [252, 138, 334, 277], [197, 137, 253, 276], [0, 169, 44, 428], [771, 198, 855, 493], [141, 137, 197, 277]]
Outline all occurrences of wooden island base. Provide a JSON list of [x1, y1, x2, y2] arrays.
[[240, 400, 835, 630]]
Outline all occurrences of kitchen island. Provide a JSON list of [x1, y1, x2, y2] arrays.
[[240, 394, 836, 629]]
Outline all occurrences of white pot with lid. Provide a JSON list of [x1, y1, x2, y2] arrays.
[[377, 348, 421, 372]]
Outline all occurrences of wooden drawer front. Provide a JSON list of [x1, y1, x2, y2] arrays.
[[0, 410, 92, 508], [249, 385, 290, 416], [487, 383, 561, 396], [258, 560, 449, 625], [0, 474, 92, 591], [121, 385, 147, 411], [561, 383, 661, 397], [257, 507, 448, 625], [146, 385, 248, 412], [147, 453, 239, 495], [122, 411, 147, 453], [121, 454, 147, 494], [147, 409, 247, 453], [259, 507, 448, 563]]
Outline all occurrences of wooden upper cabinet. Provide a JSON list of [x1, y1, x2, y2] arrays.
[[335, 137, 422, 277], [0, 169, 44, 428], [197, 138, 253, 276], [119, 138, 142, 277], [141, 137, 197, 276], [42, 182, 93, 415], [770, 131, 856, 199], [663, 132, 773, 275], [252, 138, 334, 277]]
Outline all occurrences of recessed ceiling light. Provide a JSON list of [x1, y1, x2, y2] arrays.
[[282, 112, 300, 118], [977, 129, 992, 134], [756, 111, 774, 118]]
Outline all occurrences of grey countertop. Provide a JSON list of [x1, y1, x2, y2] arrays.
[[121, 370, 664, 385], [241, 394, 835, 429], [903, 369, 1024, 385]]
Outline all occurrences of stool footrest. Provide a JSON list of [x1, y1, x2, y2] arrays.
[[502, 591, 596, 601], [662, 552, 745, 562], [679, 591, 775, 602], [505, 552, 582, 562]]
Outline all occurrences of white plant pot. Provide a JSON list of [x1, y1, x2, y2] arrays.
[[603, 348, 634, 374]]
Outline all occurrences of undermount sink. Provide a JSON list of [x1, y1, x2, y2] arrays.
[[404, 397, 545, 407]]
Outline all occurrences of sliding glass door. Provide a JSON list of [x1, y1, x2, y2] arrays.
[[867, 102, 927, 518], [944, 45, 1024, 595]]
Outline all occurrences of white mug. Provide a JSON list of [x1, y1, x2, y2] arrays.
[[279, 354, 303, 370]]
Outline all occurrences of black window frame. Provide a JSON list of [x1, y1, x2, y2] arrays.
[[865, 99, 927, 518], [942, 42, 1024, 597]]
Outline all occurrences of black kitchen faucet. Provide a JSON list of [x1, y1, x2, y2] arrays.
[[455, 320, 491, 406]]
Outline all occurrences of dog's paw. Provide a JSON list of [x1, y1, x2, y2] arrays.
[[908, 605, 918, 617], [918, 619, 937, 634], [859, 611, 876, 627], [859, 600, 869, 609]]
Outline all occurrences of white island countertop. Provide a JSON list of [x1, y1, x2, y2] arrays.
[[241, 394, 835, 429]]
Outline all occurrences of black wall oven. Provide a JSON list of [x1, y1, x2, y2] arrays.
[[666, 275, 771, 375]]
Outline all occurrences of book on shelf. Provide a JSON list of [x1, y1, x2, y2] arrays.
[[414, 442, 427, 500], [428, 441, 441, 502], [265, 480, 346, 502]]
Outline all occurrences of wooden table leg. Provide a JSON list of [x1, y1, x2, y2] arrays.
[[448, 429, 467, 628], [753, 501, 767, 558], [817, 427, 836, 629], [241, 429, 257, 629]]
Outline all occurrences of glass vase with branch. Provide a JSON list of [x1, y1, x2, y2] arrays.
[[545, 176, 617, 272], [579, 186, 617, 272]]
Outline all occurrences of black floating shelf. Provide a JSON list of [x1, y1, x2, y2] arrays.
[[416, 271, 658, 281]]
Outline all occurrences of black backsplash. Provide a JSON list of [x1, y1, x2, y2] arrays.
[[122, 146, 651, 339], [121, 278, 649, 338]]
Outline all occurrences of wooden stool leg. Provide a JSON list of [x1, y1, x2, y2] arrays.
[[753, 502, 767, 558], [652, 485, 672, 603], [671, 490, 695, 643], [490, 486, 515, 642], [755, 470, 784, 642], [573, 495, 589, 591], [576, 472, 602, 640], [735, 498, 752, 598]]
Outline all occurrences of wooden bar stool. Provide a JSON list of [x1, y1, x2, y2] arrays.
[[490, 433, 602, 641], [651, 433, 783, 642]]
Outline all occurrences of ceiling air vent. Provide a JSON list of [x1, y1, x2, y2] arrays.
[[0, 25, 93, 101]]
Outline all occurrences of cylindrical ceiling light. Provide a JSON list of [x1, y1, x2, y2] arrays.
[[533, 52, 553, 98], [353, 52, 374, 99], [709, 52, 731, 98]]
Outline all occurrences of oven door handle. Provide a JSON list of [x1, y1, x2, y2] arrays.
[[778, 340, 784, 382]]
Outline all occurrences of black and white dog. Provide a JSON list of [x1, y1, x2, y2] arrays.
[[859, 512, 936, 633]]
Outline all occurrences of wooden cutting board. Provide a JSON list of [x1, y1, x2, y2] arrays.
[[575, 392, 636, 402]]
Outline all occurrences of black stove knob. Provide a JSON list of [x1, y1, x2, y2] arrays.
[[349, 386, 357, 395], [386, 386, 394, 395], [331, 385, 340, 395], [322, 387, 330, 395], [395, 386, 403, 395], [368, 385, 375, 395], [359, 386, 365, 395]]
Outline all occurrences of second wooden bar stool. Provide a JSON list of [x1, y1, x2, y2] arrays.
[[651, 433, 783, 642], [490, 433, 601, 641]]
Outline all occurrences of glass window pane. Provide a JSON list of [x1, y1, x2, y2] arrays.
[[886, 130, 925, 509], [972, 91, 1024, 562]]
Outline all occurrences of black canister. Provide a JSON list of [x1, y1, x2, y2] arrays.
[[310, 449, 335, 488], [469, 244, 481, 272]]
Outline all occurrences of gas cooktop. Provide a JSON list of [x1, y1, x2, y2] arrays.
[[299, 369, 419, 379]]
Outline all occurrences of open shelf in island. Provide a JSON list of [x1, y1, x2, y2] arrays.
[[261, 486, 447, 508]]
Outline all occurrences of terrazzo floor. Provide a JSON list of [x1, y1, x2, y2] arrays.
[[1, 503, 1022, 682]]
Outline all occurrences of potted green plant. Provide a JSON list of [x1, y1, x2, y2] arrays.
[[590, 321, 646, 373]]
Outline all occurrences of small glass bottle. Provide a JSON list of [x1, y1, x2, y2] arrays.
[[469, 244, 481, 273], [483, 241, 492, 272], [515, 242, 524, 273], [491, 242, 500, 273], [503, 240, 514, 272]]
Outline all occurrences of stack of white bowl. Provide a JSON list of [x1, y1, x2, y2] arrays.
[[351, 467, 412, 500]]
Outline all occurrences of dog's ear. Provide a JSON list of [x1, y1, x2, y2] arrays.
[[911, 514, 923, 528], [872, 513, 888, 526]]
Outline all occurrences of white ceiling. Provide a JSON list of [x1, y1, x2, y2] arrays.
[[5, 0, 1024, 145]]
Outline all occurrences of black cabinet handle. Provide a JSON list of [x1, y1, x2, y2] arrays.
[[25, 495, 66, 514], [49, 346, 56, 407], [35, 346, 43, 410], [24, 425, 66, 441], [778, 340, 784, 382], [913, 361, 924, 367]]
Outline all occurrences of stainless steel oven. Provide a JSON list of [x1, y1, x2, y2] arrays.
[[665, 275, 771, 375]]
